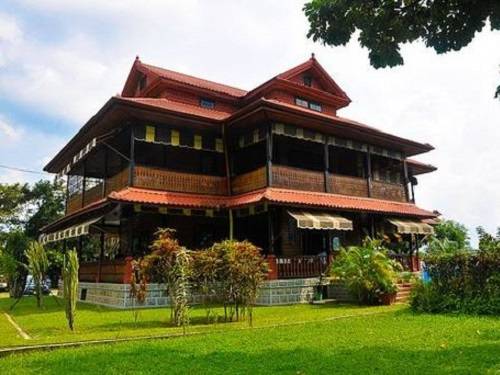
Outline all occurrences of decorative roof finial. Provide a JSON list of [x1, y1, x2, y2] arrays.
[[135, 55, 140, 62], [311, 52, 315, 59]]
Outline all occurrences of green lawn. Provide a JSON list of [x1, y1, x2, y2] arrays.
[[0, 296, 498, 374], [0, 295, 397, 348]]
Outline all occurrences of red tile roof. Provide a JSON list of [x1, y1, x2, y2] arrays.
[[116, 96, 232, 121], [140, 62, 248, 97], [108, 187, 436, 218], [109, 188, 228, 208]]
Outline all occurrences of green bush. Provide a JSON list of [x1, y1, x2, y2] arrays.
[[331, 237, 401, 305], [410, 251, 500, 315]]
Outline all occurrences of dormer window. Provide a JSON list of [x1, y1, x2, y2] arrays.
[[295, 97, 308, 108], [200, 98, 215, 109], [303, 75, 312, 87], [309, 101, 322, 112], [295, 97, 322, 112]]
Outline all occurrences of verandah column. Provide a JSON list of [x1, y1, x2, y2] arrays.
[[128, 124, 135, 186], [324, 138, 330, 193], [266, 122, 273, 186], [366, 147, 373, 197], [402, 156, 410, 202], [267, 207, 278, 280]]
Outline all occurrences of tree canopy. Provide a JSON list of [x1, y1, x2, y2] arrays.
[[304, 0, 500, 97]]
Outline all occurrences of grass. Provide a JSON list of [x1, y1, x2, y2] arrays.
[[0, 295, 498, 374], [0, 294, 397, 348]]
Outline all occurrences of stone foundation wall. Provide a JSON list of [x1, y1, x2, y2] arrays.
[[59, 278, 323, 308]]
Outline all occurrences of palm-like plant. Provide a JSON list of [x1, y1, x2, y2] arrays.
[[25, 241, 49, 308], [62, 249, 79, 331], [331, 237, 401, 304]]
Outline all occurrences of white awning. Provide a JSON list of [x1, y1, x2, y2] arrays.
[[288, 211, 353, 231], [40, 217, 102, 244], [387, 218, 434, 235]]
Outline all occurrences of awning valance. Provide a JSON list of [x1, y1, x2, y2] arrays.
[[288, 211, 353, 231], [387, 218, 434, 235], [40, 217, 102, 244]]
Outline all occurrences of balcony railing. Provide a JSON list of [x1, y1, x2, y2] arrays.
[[231, 166, 267, 194], [272, 165, 325, 192], [371, 180, 407, 202], [276, 255, 329, 279], [134, 165, 228, 195], [329, 174, 369, 197]]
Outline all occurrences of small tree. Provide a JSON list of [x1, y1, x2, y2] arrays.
[[209, 240, 267, 324], [132, 229, 191, 328], [331, 237, 401, 304], [25, 241, 49, 308], [62, 249, 79, 331]]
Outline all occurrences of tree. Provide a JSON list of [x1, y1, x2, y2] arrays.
[[303, 0, 500, 98], [477, 226, 500, 253], [426, 219, 470, 254], [62, 249, 79, 331], [0, 179, 65, 296], [25, 241, 49, 308]]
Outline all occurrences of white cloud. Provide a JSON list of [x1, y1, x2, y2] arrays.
[[0, 1, 499, 244], [0, 116, 22, 141]]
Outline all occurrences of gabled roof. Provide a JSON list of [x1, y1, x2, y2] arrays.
[[115, 96, 232, 121], [122, 57, 247, 98], [277, 54, 351, 103]]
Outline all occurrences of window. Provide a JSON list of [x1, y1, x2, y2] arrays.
[[309, 101, 322, 112], [295, 97, 308, 108], [303, 75, 312, 87], [200, 98, 215, 109], [295, 97, 322, 112]]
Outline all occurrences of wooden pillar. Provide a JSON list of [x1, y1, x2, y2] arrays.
[[64, 174, 70, 214], [323, 140, 330, 193], [228, 209, 234, 240], [402, 158, 410, 202], [81, 161, 87, 208], [266, 123, 273, 187], [410, 179, 416, 203], [128, 125, 135, 186], [222, 124, 232, 195], [96, 232, 104, 283], [366, 148, 373, 197], [267, 208, 274, 255], [101, 147, 108, 198]]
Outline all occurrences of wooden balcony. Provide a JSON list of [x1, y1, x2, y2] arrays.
[[272, 165, 325, 192], [134, 165, 228, 195], [275, 255, 329, 279], [371, 180, 407, 202], [231, 167, 267, 194], [329, 174, 369, 197]]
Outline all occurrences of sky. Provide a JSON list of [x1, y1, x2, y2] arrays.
[[0, 0, 499, 245]]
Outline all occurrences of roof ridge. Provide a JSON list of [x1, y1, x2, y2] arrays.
[[140, 62, 248, 97]]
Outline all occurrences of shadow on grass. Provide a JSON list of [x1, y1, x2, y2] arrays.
[[5, 341, 499, 374]]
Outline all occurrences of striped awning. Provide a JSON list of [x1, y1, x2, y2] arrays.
[[387, 218, 434, 235], [57, 137, 97, 177], [288, 211, 353, 230], [39, 217, 102, 244], [135, 124, 223, 153]]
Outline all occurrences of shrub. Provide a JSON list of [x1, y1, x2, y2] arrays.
[[331, 237, 401, 305], [410, 250, 500, 315], [205, 240, 268, 325], [132, 229, 191, 328]]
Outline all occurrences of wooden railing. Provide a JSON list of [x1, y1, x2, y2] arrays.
[[329, 174, 369, 197], [134, 166, 228, 195], [371, 180, 407, 202], [79, 258, 133, 284], [105, 168, 129, 195], [275, 255, 329, 279], [66, 194, 82, 215], [272, 165, 325, 192], [231, 167, 267, 194], [83, 184, 103, 207]]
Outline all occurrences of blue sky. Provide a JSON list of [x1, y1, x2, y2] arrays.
[[1, 0, 499, 245]]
